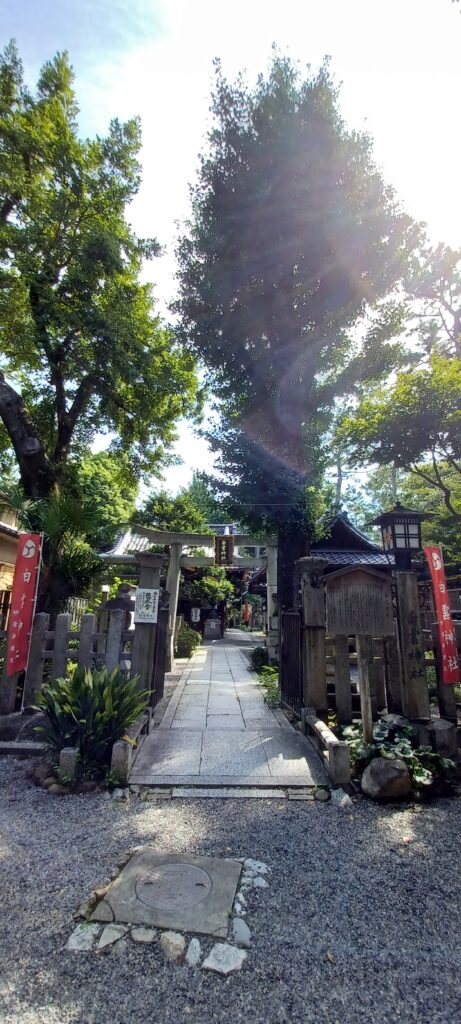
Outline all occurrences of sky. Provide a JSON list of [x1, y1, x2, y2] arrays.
[[1, 0, 460, 493]]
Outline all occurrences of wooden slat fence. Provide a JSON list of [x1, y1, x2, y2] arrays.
[[0, 603, 168, 716]]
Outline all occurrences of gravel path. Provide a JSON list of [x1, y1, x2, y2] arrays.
[[1, 757, 460, 1024]]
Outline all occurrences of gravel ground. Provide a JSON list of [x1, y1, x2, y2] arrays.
[[1, 757, 461, 1024]]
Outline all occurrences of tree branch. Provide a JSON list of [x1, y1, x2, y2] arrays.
[[0, 373, 55, 497]]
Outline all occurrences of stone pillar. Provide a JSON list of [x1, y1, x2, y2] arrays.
[[165, 542, 183, 672], [395, 572, 431, 721], [131, 555, 163, 691], [266, 543, 278, 663], [297, 557, 328, 713]]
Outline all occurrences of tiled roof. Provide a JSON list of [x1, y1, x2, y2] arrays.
[[314, 548, 393, 566], [104, 531, 155, 557]]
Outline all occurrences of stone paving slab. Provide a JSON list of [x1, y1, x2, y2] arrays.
[[131, 639, 327, 789]]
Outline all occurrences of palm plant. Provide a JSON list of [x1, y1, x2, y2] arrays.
[[34, 665, 149, 779], [2, 486, 102, 618]]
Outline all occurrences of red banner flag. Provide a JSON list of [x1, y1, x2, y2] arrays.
[[6, 533, 42, 677], [424, 546, 460, 686]]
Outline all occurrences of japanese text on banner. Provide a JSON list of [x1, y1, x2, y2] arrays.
[[424, 546, 460, 685], [6, 533, 42, 677]]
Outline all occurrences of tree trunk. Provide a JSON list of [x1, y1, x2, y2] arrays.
[[0, 374, 55, 497], [277, 519, 310, 612]]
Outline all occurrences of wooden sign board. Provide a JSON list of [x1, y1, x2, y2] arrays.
[[326, 566, 393, 637], [214, 535, 234, 566]]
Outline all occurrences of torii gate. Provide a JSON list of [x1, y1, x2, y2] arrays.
[[112, 525, 278, 670]]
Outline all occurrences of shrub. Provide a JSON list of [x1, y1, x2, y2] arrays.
[[258, 665, 281, 707], [341, 721, 456, 791], [176, 622, 201, 658], [249, 645, 269, 672], [34, 666, 149, 779]]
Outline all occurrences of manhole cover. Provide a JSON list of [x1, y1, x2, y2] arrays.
[[135, 863, 212, 910]]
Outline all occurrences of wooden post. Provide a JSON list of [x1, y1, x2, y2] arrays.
[[266, 543, 278, 663], [97, 589, 109, 657], [356, 633, 374, 743], [371, 640, 387, 712], [23, 613, 49, 707], [297, 557, 328, 713], [383, 629, 403, 713], [395, 572, 431, 721], [50, 613, 71, 682], [130, 554, 163, 690], [431, 622, 458, 723], [334, 634, 352, 724], [105, 609, 125, 672], [78, 613, 96, 670], [165, 541, 182, 672]]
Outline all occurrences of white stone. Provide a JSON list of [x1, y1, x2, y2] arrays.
[[97, 924, 129, 950], [202, 943, 247, 976], [244, 858, 270, 875], [131, 927, 157, 944], [186, 937, 202, 967], [314, 788, 330, 802], [331, 788, 353, 809], [66, 923, 101, 951], [113, 939, 128, 955], [160, 931, 186, 962], [111, 788, 124, 800], [237, 892, 247, 905], [232, 918, 251, 948], [253, 876, 269, 889]]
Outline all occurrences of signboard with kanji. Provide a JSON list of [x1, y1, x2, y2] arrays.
[[6, 533, 42, 677], [214, 535, 234, 566], [424, 546, 460, 685], [134, 588, 159, 624]]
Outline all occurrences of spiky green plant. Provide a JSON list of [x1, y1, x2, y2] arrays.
[[34, 666, 149, 779]]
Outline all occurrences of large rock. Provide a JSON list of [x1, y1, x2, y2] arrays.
[[361, 758, 412, 800]]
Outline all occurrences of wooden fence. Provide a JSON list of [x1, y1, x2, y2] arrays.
[[280, 559, 461, 728], [0, 605, 168, 716]]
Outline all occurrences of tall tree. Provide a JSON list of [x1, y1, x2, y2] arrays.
[[136, 489, 210, 533], [175, 55, 418, 608], [180, 471, 228, 523], [71, 451, 138, 549], [339, 353, 461, 524], [0, 42, 198, 497]]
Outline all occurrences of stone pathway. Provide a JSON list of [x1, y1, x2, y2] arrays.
[[130, 639, 326, 789]]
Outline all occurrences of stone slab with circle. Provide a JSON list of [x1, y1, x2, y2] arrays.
[[90, 850, 242, 937]]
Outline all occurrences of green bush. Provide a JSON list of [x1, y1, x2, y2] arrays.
[[34, 666, 149, 779], [176, 622, 202, 658], [341, 721, 456, 791], [249, 645, 269, 672], [258, 665, 281, 707]]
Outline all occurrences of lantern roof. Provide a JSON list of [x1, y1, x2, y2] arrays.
[[367, 501, 432, 529]]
